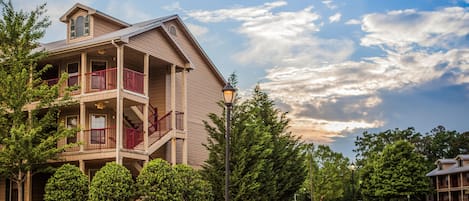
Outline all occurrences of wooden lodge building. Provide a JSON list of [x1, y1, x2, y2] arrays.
[[427, 155, 469, 201], [0, 3, 225, 201]]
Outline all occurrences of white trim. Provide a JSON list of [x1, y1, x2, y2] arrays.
[[89, 113, 107, 145], [65, 115, 79, 144]]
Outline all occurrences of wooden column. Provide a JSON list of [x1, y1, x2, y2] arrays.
[[170, 64, 176, 165], [182, 67, 188, 164], [143, 54, 149, 152], [79, 160, 85, 173], [79, 102, 85, 152], [115, 45, 124, 164], [80, 52, 87, 94]]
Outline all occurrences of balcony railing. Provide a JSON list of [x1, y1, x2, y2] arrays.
[[124, 68, 144, 94], [45, 67, 144, 95], [85, 68, 117, 92], [124, 127, 143, 149], [148, 110, 184, 147], [83, 127, 116, 150]]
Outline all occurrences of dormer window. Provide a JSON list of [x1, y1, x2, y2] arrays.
[[70, 15, 90, 39]]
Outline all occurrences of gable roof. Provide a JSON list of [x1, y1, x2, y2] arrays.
[[40, 7, 226, 84], [60, 3, 130, 27]]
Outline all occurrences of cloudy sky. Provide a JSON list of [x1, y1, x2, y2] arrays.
[[14, 0, 469, 158]]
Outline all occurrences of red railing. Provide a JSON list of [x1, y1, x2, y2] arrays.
[[124, 127, 143, 149], [85, 68, 117, 92], [82, 127, 116, 150], [147, 110, 184, 146], [45, 78, 59, 86], [123, 68, 144, 94]]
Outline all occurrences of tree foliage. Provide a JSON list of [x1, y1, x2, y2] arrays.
[[0, 1, 76, 201], [174, 164, 214, 201], [136, 158, 182, 201], [365, 141, 430, 200], [89, 162, 135, 201], [202, 77, 306, 201], [297, 144, 351, 201], [44, 164, 88, 201]]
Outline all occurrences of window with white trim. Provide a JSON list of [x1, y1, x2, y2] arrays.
[[70, 15, 90, 39]]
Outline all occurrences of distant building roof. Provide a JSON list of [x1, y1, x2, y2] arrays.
[[426, 155, 469, 177]]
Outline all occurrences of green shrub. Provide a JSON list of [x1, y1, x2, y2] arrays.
[[88, 162, 135, 201], [44, 164, 88, 201], [174, 164, 214, 201], [136, 159, 182, 201]]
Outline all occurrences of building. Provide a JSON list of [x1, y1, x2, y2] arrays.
[[426, 155, 469, 201], [0, 3, 225, 201]]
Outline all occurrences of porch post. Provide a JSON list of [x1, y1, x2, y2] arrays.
[[79, 160, 85, 173], [80, 52, 87, 94], [170, 64, 176, 165], [143, 53, 149, 152], [79, 102, 85, 152], [182, 66, 188, 164], [116, 45, 124, 164]]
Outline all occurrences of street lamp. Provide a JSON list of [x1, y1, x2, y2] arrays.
[[222, 83, 236, 201], [348, 162, 357, 201]]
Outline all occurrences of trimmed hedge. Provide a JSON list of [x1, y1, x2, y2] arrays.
[[44, 164, 88, 201], [88, 162, 135, 201]]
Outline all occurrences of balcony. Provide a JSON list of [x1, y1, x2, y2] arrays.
[[45, 67, 144, 95]]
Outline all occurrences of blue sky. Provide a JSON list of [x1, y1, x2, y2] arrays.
[[14, 0, 469, 159]]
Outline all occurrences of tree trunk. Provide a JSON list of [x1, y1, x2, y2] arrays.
[[18, 171, 23, 201]]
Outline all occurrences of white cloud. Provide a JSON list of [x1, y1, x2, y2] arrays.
[[361, 7, 469, 52], [105, 0, 151, 23], [322, 0, 337, 9], [188, 2, 354, 66], [345, 19, 361, 25], [185, 23, 209, 38], [163, 2, 181, 11], [329, 13, 341, 23], [188, 1, 287, 23]]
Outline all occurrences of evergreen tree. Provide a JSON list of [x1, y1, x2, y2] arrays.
[[0, 1, 76, 201], [202, 77, 306, 201]]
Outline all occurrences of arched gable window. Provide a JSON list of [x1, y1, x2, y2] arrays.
[[70, 15, 90, 39]]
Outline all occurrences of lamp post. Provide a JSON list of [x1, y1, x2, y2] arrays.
[[222, 83, 236, 201], [348, 162, 357, 201]]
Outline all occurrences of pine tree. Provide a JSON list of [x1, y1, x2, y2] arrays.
[[202, 75, 306, 201], [0, 1, 76, 201]]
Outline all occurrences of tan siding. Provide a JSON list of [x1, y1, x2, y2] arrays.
[[164, 20, 224, 167], [149, 67, 167, 116], [128, 29, 186, 67], [93, 16, 124, 37]]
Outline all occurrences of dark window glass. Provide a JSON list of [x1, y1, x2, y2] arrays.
[[76, 16, 84, 37]]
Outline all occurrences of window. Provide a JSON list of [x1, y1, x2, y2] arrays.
[[90, 114, 106, 144], [66, 116, 78, 144], [91, 61, 107, 90], [169, 25, 177, 36], [459, 159, 463, 167], [67, 62, 79, 87], [70, 15, 90, 39]]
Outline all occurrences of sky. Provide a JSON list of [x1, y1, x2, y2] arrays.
[[13, 0, 469, 159]]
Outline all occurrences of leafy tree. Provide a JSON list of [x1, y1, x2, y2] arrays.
[[202, 78, 306, 201], [136, 158, 182, 201], [89, 162, 135, 201], [297, 144, 351, 201], [367, 140, 430, 200], [44, 164, 88, 201], [174, 164, 213, 201], [0, 1, 77, 201]]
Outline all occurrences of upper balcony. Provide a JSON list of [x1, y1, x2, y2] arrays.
[[45, 67, 144, 95]]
